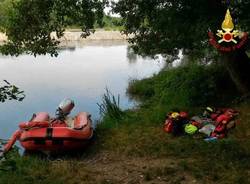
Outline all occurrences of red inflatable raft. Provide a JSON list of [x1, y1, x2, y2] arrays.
[[3, 111, 94, 153]]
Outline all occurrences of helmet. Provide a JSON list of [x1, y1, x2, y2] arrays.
[[184, 124, 198, 134], [179, 111, 188, 118], [170, 112, 180, 119]]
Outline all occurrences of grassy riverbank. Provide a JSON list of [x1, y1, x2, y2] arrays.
[[1, 64, 250, 184]]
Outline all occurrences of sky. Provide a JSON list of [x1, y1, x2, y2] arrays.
[[104, 0, 120, 17]]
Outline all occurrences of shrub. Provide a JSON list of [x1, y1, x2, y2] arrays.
[[128, 64, 237, 108]]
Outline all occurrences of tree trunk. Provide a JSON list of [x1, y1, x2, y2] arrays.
[[222, 49, 250, 95]]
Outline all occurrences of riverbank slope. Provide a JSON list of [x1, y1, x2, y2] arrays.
[[1, 64, 249, 184]]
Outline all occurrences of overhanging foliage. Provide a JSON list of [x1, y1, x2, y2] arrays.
[[0, 80, 25, 103], [0, 0, 107, 56]]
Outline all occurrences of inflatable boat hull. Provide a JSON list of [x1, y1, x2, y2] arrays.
[[19, 112, 93, 152]]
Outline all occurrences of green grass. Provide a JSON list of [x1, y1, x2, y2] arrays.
[[95, 16, 124, 31], [94, 63, 249, 183], [1, 64, 249, 184], [127, 64, 238, 107], [0, 153, 98, 184], [67, 15, 125, 31], [97, 88, 124, 121]]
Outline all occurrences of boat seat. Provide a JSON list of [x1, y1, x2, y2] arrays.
[[65, 117, 75, 128], [74, 112, 90, 130], [58, 112, 90, 129]]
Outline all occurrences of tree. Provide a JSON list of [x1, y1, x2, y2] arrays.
[[0, 0, 107, 56], [112, 0, 250, 94], [1, 0, 250, 94], [0, 0, 106, 102], [0, 0, 13, 31], [0, 80, 25, 102]]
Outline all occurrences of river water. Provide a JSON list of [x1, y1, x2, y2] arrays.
[[0, 40, 165, 139]]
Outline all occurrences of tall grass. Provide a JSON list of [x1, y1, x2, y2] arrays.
[[127, 64, 238, 108], [97, 88, 124, 121]]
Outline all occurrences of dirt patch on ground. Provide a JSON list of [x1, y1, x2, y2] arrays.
[[60, 152, 200, 184]]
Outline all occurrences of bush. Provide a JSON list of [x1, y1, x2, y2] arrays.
[[128, 64, 237, 108]]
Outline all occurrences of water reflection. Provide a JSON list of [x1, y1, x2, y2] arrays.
[[59, 40, 128, 50], [0, 40, 165, 139], [126, 46, 138, 64]]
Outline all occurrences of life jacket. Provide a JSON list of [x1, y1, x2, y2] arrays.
[[211, 122, 227, 139], [164, 111, 189, 135], [211, 115, 230, 139], [163, 119, 173, 133], [210, 113, 220, 120], [215, 114, 231, 126]]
